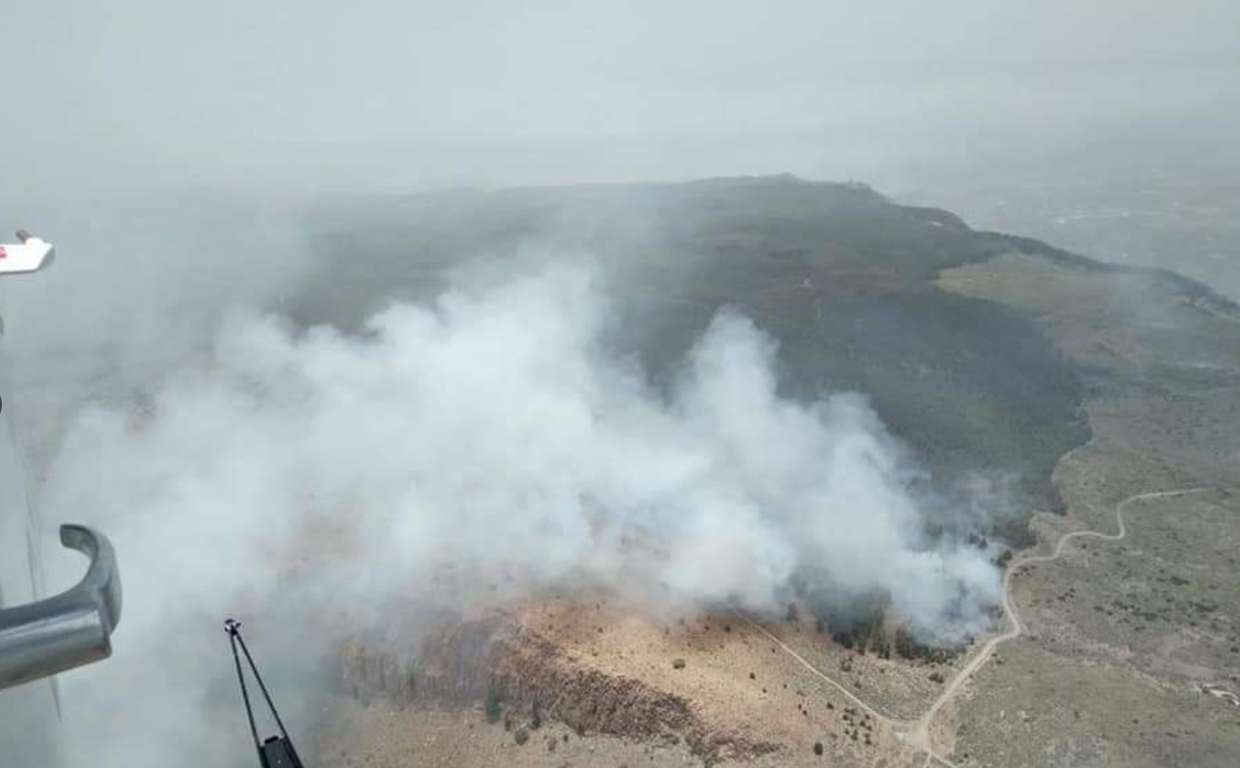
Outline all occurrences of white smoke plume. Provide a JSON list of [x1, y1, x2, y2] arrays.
[[39, 260, 998, 767]]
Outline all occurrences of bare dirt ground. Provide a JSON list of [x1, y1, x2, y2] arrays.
[[326, 595, 921, 767], [316, 698, 703, 768]]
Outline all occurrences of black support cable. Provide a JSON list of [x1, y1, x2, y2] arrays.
[[233, 625, 293, 742], [227, 622, 262, 751], [226, 616, 307, 768]]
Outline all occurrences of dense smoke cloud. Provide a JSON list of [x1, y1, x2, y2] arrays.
[[38, 260, 997, 766], [46, 262, 998, 631]]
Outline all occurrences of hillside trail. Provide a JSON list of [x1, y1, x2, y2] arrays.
[[729, 608, 899, 728], [909, 486, 1211, 765], [738, 486, 1215, 768], [1193, 298, 1240, 327]]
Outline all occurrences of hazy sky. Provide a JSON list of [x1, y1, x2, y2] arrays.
[[5, 0, 1239, 201]]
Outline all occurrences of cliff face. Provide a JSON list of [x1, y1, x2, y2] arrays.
[[338, 611, 778, 764]]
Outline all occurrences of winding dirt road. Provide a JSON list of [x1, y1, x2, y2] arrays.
[[910, 486, 1211, 764], [742, 486, 1215, 768]]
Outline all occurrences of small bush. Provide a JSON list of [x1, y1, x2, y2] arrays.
[[672, 658, 686, 669], [484, 689, 502, 724], [813, 741, 824, 756], [514, 726, 530, 746]]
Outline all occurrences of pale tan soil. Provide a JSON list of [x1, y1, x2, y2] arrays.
[[315, 696, 702, 768], [331, 595, 920, 766]]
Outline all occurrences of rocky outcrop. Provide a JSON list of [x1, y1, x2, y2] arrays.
[[338, 614, 777, 764], [340, 615, 503, 706]]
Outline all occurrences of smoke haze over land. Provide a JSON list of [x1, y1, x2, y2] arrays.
[[29, 259, 996, 768], [44, 260, 999, 629], [5, 2, 1236, 305], [2, 3, 1238, 767]]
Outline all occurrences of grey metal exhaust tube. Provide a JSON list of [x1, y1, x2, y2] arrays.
[[0, 525, 123, 690]]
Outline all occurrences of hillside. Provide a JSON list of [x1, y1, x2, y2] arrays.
[[296, 176, 1240, 768], [294, 176, 1092, 541]]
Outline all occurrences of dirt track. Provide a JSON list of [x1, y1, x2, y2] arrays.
[[746, 486, 1215, 768]]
